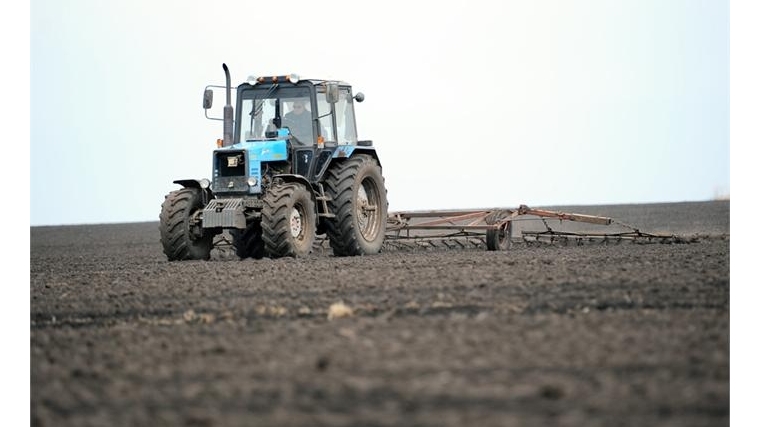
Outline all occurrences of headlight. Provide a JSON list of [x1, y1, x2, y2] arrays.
[[247, 177, 258, 187], [199, 178, 211, 189]]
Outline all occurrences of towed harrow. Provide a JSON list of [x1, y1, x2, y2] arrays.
[[380, 204, 686, 252]]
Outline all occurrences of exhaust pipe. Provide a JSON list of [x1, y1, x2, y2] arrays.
[[222, 63, 233, 147]]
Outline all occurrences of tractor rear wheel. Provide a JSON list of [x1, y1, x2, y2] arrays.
[[261, 183, 316, 258], [231, 221, 265, 259], [324, 155, 388, 256], [159, 188, 213, 261]]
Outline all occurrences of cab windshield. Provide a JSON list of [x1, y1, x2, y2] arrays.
[[238, 87, 314, 145]]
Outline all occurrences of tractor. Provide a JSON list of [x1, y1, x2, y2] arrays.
[[159, 64, 388, 261]]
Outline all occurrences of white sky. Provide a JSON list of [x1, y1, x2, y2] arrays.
[[29, 0, 732, 226]]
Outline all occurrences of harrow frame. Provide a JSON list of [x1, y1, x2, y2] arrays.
[[384, 205, 682, 251]]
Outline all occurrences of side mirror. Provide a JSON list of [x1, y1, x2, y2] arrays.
[[326, 82, 339, 104], [354, 92, 365, 103], [203, 89, 213, 109]]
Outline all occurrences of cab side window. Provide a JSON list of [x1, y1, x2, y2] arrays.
[[317, 88, 358, 144], [338, 89, 357, 144], [316, 92, 333, 141]]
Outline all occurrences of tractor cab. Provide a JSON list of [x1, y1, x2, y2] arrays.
[[233, 76, 362, 148], [203, 74, 372, 192]]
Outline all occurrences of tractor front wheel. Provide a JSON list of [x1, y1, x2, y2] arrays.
[[231, 221, 265, 259], [159, 188, 213, 261], [261, 183, 316, 258]]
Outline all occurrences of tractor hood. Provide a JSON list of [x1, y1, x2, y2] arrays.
[[226, 139, 289, 162], [211, 134, 290, 195]]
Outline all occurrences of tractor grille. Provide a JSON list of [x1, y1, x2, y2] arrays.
[[212, 176, 248, 193], [212, 150, 248, 193]]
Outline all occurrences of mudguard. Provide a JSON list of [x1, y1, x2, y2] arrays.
[[173, 179, 213, 205], [332, 145, 381, 166]]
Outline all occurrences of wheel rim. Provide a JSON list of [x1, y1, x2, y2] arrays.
[[499, 222, 511, 247], [356, 177, 380, 240], [289, 206, 303, 239]]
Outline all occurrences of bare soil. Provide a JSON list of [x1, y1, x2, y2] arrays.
[[30, 201, 729, 427]]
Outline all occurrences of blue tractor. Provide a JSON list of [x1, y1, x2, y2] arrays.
[[160, 64, 388, 261]]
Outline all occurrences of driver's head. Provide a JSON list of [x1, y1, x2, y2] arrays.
[[292, 100, 306, 114]]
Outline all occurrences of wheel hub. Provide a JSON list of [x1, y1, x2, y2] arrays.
[[356, 180, 379, 240], [357, 185, 369, 229], [289, 208, 303, 238]]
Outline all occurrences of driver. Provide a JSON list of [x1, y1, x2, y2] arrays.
[[282, 100, 313, 144]]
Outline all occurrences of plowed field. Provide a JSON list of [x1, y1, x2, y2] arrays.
[[31, 201, 730, 426]]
